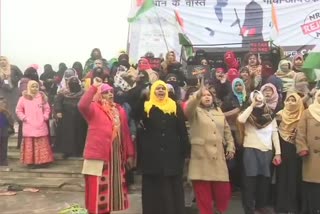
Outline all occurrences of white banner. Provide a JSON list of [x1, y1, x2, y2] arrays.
[[128, 0, 320, 62]]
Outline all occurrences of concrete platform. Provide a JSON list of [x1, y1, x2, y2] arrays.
[[0, 191, 245, 214]]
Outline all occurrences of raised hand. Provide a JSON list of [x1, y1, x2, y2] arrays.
[[93, 77, 103, 88]]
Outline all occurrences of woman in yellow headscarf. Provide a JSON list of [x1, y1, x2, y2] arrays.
[[144, 80, 177, 117], [134, 80, 190, 214], [275, 93, 304, 214]]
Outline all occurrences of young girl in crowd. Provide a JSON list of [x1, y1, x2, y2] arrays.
[[16, 80, 53, 167], [0, 96, 14, 166], [237, 90, 281, 214], [260, 83, 280, 114], [221, 78, 247, 191]]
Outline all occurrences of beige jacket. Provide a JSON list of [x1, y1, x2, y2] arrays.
[[296, 109, 320, 183], [185, 94, 235, 182]]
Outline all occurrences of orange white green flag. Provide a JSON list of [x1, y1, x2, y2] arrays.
[[128, 0, 154, 23]]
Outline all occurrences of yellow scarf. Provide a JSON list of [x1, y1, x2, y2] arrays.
[[308, 90, 320, 122], [279, 93, 304, 143], [144, 80, 177, 117]]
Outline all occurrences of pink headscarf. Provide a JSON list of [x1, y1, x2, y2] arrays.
[[292, 54, 304, 71], [261, 83, 279, 110], [224, 51, 239, 69], [93, 84, 113, 102], [227, 68, 240, 83], [29, 64, 39, 70], [138, 58, 151, 71], [100, 83, 113, 93]]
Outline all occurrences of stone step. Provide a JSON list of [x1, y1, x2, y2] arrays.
[[7, 150, 84, 165], [4, 135, 142, 192], [0, 177, 84, 192], [0, 163, 83, 179], [0, 172, 142, 193]]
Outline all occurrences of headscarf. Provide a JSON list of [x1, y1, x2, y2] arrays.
[[0, 56, 11, 79], [92, 83, 113, 102], [27, 80, 40, 97], [58, 68, 79, 92], [138, 58, 151, 71], [227, 68, 240, 83], [90, 48, 102, 60], [24, 67, 39, 82], [72, 62, 83, 79], [261, 60, 274, 79], [64, 76, 84, 98], [144, 80, 177, 117], [101, 83, 113, 94], [224, 51, 239, 69], [292, 54, 304, 72], [40, 64, 55, 80], [114, 65, 133, 92], [248, 90, 273, 129], [96, 83, 119, 141], [29, 64, 39, 70], [275, 59, 296, 92], [308, 90, 320, 122], [232, 78, 246, 106], [278, 93, 304, 142], [293, 72, 309, 95], [57, 63, 68, 79], [118, 53, 130, 70], [261, 83, 279, 110]]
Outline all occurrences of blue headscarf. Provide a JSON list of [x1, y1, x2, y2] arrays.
[[232, 78, 246, 106]]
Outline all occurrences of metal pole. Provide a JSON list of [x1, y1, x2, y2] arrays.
[[154, 8, 169, 52]]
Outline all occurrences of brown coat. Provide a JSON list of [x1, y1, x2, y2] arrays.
[[185, 95, 235, 181], [296, 109, 320, 183]]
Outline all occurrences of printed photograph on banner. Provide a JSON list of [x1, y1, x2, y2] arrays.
[[128, 0, 319, 61]]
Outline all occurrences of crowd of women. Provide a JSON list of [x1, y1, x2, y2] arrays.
[[0, 47, 319, 214]]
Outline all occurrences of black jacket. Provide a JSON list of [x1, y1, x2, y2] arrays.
[[136, 105, 190, 176]]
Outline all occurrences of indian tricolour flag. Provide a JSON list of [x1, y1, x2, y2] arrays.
[[128, 0, 154, 23], [175, 10, 193, 59], [303, 44, 320, 82]]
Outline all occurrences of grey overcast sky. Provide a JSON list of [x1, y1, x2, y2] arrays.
[[0, 0, 131, 72]]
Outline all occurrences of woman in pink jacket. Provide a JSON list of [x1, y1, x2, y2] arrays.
[[16, 80, 53, 167]]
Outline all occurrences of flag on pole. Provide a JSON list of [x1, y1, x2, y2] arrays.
[[302, 44, 320, 82], [179, 33, 193, 58], [128, 0, 154, 23], [174, 10, 193, 58], [174, 10, 184, 32]]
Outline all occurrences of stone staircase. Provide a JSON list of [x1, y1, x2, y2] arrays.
[[0, 135, 85, 191], [1, 135, 142, 192]]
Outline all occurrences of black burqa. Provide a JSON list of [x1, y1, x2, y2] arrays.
[[54, 77, 87, 157], [40, 64, 57, 105]]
